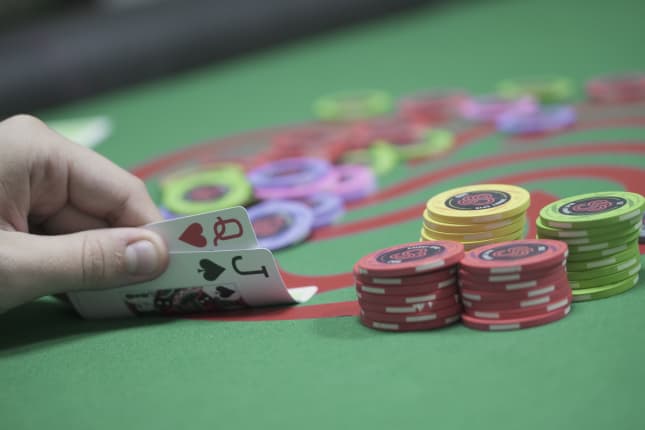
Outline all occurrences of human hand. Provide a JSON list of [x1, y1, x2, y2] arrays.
[[0, 115, 168, 313]]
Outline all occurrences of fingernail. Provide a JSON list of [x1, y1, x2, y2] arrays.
[[125, 240, 161, 276]]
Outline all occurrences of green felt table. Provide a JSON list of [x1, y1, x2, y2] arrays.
[[2, 0, 645, 429]]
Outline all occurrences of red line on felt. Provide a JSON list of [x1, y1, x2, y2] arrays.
[[187, 301, 359, 322]]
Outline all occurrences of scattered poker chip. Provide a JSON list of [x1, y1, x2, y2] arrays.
[[458, 95, 538, 123], [354, 266, 457, 286], [461, 305, 570, 332], [158, 162, 245, 188], [314, 90, 392, 121], [360, 303, 463, 324], [539, 191, 645, 229], [568, 264, 641, 290], [158, 205, 179, 220], [586, 73, 645, 103], [355, 241, 465, 277], [357, 286, 458, 306], [354, 240, 464, 332], [425, 184, 531, 224], [393, 129, 455, 161], [640, 213, 645, 244], [572, 274, 640, 302], [358, 295, 461, 315], [495, 105, 576, 135], [296, 192, 345, 229], [247, 200, 314, 251], [460, 239, 568, 274], [397, 90, 467, 124], [332, 164, 378, 202], [497, 76, 574, 103], [161, 169, 252, 215], [341, 141, 400, 176], [248, 157, 338, 200], [356, 277, 457, 296], [359, 314, 461, 332]]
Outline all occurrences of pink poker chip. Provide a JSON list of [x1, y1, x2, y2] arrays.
[[360, 313, 461, 332], [461, 288, 571, 312], [356, 285, 458, 306], [458, 95, 538, 123], [331, 164, 377, 202], [464, 295, 571, 320], [459, 278, 570, 303], [358, 294, 461, 314], [461, 304, 571, 331], [360, 303, 463, 324], [356, 277, 457, 296]]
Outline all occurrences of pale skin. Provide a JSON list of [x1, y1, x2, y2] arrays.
[[0, 114, 169, 313]]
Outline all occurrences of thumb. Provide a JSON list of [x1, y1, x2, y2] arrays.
[[0, 228, 168, 312]]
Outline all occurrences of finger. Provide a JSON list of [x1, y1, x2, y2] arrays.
[[0, 228, 168, 313], [38, 205, 109, 235], [60, 141, 163, 227]]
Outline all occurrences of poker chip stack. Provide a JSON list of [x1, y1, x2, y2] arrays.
[[353, 241, 465, 332], [421, 184, 531, 251], [537, 191, 645, 301], [459, 239, 572, 331]]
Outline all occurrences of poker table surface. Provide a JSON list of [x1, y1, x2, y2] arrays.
[[2, 0, 645, 429]]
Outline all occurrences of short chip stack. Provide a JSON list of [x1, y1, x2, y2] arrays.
[[354, 241, 465, 332], [459, 239, 572, 331], [537, 191, 645, 301], [421, 184, 530, 250]]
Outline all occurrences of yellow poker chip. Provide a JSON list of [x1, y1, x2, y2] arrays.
[[423, 210, 525, 234], [161, 170, 252, 215], [426, 184, 531, 224], [422, 216, 525, 242], [420, 225, 524, 249]]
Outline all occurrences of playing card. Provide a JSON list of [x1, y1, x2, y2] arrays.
[[145, 206, 258, 252], [67, 248, 317, 319]]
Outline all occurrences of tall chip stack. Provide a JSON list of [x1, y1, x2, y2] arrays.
[[353, 241, 465, 332], [537, 191, 645, 301], [421, 184, 531, 250]]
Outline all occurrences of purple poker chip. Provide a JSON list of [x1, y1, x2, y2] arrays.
[[254, 170, 338, 200], [247, 157, 332, 188], [458, 95, 538, 123], [496, 105, 576, 134], [331, 164, 377, 202], [297, 192, 345, 228], [247, 200, 314, 250], [158, 205, 179, 220]]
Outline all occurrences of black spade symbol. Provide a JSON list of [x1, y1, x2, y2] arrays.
[[216, 286, 236, 298], [197, 259, 226, 282]]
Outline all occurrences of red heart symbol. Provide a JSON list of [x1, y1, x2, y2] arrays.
[[179, 223, 207, 248]]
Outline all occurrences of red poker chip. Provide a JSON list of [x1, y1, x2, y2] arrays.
[[458, 262, 566, 284], [398, 91, 467, 125], [360, 303, 463, 324], [461, 304, 571, 331], [357, 285, 458, 306], [460, 239, 568, 274], [462, 288, 571, 312], [358, 294, 460, 314], [586, 75, 645, 103], [360, 313, 461, 332], [458, 269, 567, 292], [356, 277, 457, 296], [459, 279, 570, 303], [355, 241, 464, 277], [464, 295, 571, 320], [353, 265, 457, 286]]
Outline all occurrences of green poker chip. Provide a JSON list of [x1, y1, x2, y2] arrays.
[[566, 246, 638, 272], [395, 129, 454, 161], [572, 273, 640, 302], [567, 241, 635, 262], [313, 90, 393, 121], [538, 223, 642, 245], [568, 230, 641, 253], [567, 250, 641, 281], [342, 141, 400, 175], [161, 170, 252, 215], [536, 216, 640, 239], [569, 263, 642, 290], [497, 76, 574, 103], [539, 191, 645, 229]]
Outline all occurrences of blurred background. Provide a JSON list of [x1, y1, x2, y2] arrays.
[[0, 0, 433, 117]]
